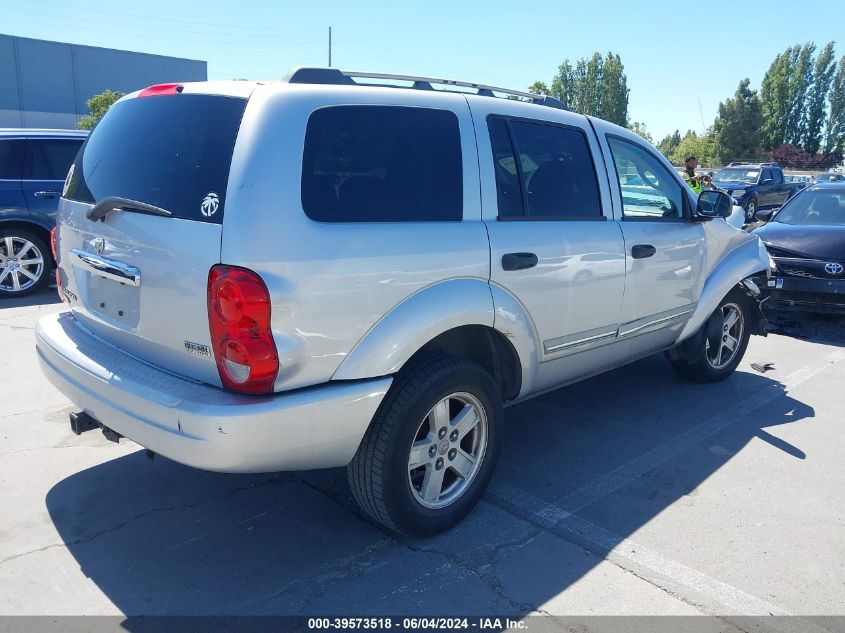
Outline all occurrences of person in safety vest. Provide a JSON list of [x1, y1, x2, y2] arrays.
[[682, 156, 710, 194]]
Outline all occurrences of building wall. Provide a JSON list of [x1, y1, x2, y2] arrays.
[[0, 34, 207, 129]]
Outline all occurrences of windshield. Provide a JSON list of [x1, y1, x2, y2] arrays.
[[713, 168, 759, 184], [815, 173, 845, 183], [774, 190, 845, 226]]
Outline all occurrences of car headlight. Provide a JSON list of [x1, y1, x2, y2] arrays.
[[732, 189, 746, 197], [768, 253, 778, 273]]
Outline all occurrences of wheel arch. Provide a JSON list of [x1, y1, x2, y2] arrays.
[[0, 219, 52, 257], [332, 278, 534, 402], [678, 238, 769, 342]]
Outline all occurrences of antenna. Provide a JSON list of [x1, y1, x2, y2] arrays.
[[698, 98, 705, 132], [328, 27, 332, 67]]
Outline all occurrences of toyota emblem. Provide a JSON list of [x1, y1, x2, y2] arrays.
[[824, 262, 844, 276]]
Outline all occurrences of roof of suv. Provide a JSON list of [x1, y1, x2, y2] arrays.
[[0, 128, 88, 138]]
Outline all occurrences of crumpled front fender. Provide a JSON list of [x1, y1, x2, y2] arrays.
[[678, 237, 769, 341]]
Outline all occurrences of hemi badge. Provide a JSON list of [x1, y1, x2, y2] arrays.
[[184, 341, 211, 358]]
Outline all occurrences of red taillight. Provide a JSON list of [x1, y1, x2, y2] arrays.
[[51, 227, 66, 303], [138, 83, 184, 98], [207, 265, 278, 394]]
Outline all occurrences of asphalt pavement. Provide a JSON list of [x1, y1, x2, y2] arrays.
[[1, 289, 843, 625]]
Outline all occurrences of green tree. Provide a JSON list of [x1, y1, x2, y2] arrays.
[[669, 130, 719, 167], [713, 79, 764, 164], [761, 42, 824, 150], [803, 42, 836, 154], [656, 130, 682, 158], [528, 81, 550, 96], [548, 51, 628, 125], [627, 121, 653, 143], [825, 55, 845, 153], [786, 42, 815, 145], [760, 49, 791, 150], [600, 53, 628, 127], [78, 89, 124, 130]]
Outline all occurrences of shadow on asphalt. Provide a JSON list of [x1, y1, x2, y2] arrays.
[[44, 353, 815, 615], [0, 287, 61, 310]]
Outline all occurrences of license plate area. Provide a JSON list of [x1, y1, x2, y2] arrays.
[[74, 267, 141, 330]]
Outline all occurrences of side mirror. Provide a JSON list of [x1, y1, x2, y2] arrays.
[[696, 190, 732, 220], [756, 207, 777, 223]]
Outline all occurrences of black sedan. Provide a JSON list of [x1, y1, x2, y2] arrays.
[[752, 183, 845, 314]]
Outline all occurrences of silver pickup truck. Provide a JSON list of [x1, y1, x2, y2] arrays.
[[36, 68, 770, 535]]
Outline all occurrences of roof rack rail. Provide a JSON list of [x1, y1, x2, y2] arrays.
[[282, 67, 568, 110]]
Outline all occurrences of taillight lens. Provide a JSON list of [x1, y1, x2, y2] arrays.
[[51, 227, 66, 303], [207, 265, 278, 394]]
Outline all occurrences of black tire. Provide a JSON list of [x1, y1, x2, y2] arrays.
[[0, 228, 51, 298], [348, 354, 503, 536], [671, 288, 752, 383], [744, 199, 757, 222]]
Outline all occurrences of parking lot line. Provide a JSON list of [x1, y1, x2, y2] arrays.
[[488, 482, 792, 616], [486, 349, 845, 619], [512, 347, 845, 523]]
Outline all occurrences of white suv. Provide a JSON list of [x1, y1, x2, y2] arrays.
[[37, 69, 770, 535]]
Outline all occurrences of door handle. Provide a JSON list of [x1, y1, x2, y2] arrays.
[[631, 244, 656, 259], [34, 191, 59, 199], [501, 252, 539, 271]]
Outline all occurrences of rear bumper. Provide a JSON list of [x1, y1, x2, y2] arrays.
[[36, 311, 391, 473], [753, 274, 845, 315]]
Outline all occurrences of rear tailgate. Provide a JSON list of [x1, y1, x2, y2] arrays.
[[57, 84, 252, 386]]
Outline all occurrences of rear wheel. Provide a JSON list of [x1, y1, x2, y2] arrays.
[[348, 355, 503, 536], [0, 229, 50, 298], [671, 289, 751, 383]]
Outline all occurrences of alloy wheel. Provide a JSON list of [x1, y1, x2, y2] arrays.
[[0, 236, 45, 294], [407, 392, 488, 509], [705, 302, 745, 370]]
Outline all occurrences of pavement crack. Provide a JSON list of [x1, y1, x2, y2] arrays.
[[0, 476, 296, 569]]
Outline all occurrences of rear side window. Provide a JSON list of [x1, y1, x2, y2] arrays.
[[24, 139, 83, 181], [301, 106, 463, 222], [65, 94, 247, 223], [488, 117, 603, 220], [0, 140, 26, 179]]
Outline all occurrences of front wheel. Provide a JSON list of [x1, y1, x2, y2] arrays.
[[348, 355, 503, 536], [671, 289, 751, 383], [744, 199, 757, 222]]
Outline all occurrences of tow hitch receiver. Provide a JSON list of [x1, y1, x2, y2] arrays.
[[69, 411, 123, 443], [69, 411, 98, 435]]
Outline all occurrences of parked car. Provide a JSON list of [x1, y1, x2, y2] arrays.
[[0, 129, 87, 297], [712, 163, 804, 222], [752, 183, 845, 314], [814, 172, 845, 183], [784, 174, 812, 185], [36, 70, 770, 536]]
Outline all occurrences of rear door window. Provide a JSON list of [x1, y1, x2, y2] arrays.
[[487, 117, 603, 220], [65, 94, 247, 223], [301, 105, 463, 222], [0, 140, 26, 179], [24, 139, 83, 181]]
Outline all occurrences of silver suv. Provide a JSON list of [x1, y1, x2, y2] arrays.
[[36, 69, 770, 535]]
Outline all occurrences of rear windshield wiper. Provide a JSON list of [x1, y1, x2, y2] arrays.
[[86, 196, 173, 222]]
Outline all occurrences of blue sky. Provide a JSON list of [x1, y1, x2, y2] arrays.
[[2, 0, 842, 140]]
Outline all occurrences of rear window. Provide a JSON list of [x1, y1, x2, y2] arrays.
[[65, 94, 247, 223], [24, 139, 83, 181], [301, 105, 463, 222]]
